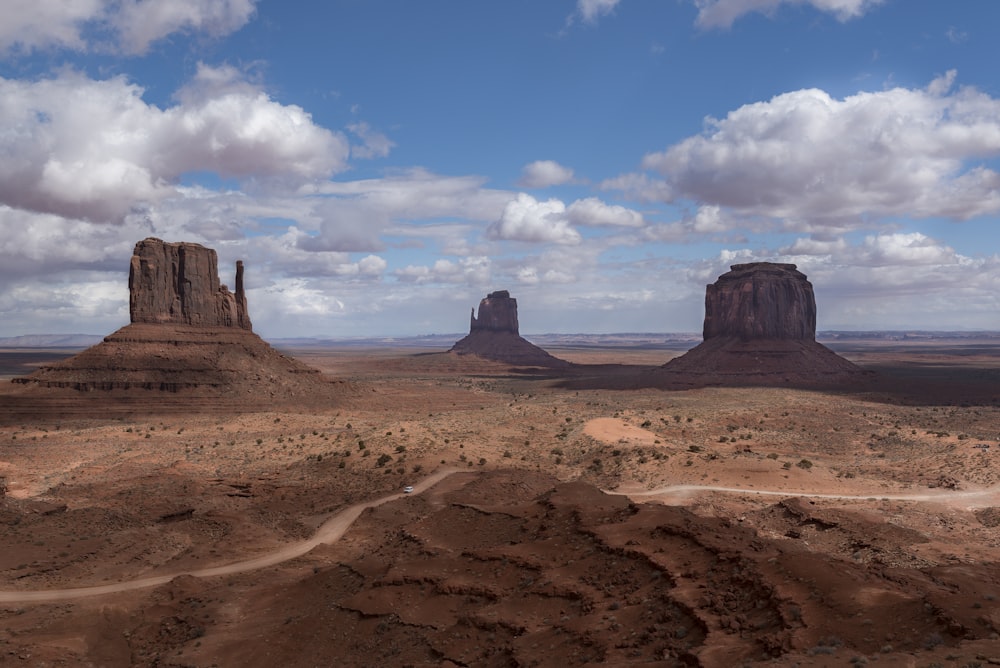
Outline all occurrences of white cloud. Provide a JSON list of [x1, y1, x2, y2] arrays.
[[518, 160, 575, 188], [0, 0, 104, 53], [694, 0, 884, 29], [635, 73, 1000, 231], [113, 0, 257, 55], [571, 0, 622, 24], [857, 232, 960, 266], [487, 194, 581, 245], [395, 256, 491, 285], [347, 121, 395, 160], [302, 169, 513, 252], [0, 0, 257, 55], [0, 66, 347, 223], [566, 197, 644, 227]]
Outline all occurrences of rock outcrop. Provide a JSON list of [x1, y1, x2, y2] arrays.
[[12, 238, 345, 408], [129, 238, 251, 330], [469, 290, 519, 334], [703, 263, 815, 340], [653, 263, 866, 387], [450, 291, 567, 367]]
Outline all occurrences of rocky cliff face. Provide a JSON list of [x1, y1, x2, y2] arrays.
[[469, 290, 519, 334], [129, 238, 251, 330], [703, 263, 815, 341]]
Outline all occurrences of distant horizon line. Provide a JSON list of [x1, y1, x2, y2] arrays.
[[2, 329, 999, 349]]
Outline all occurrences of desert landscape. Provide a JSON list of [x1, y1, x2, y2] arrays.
[[1, 247, 1000, 667]]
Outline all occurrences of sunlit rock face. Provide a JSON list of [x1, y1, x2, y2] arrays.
[[703, 263, 815, 341], [129, 237, 251, 330]]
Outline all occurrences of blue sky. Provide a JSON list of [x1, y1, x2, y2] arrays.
[[1, 0, 999, 338]]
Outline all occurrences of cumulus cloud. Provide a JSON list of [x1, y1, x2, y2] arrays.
[[0, 0, 257, 55], [487, 194, 581, 245], [113, 0, 257, 55], [0, 0, 104, 53], [566, 197, 645, 227], [302, 169, 513, 253], [395, 256, 491, 285], [694, 0, 884, 29], [0, 65, 347, 223], [518, 160, 576, 189], [633, 72, 1000, 231]]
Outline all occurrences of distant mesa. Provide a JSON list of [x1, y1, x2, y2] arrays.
[[13, 238, 340, 405], [450, 290, 568, 367], [654, 262, 866, 387]]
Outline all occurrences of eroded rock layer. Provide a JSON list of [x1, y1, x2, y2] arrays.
[[450, 291, 567, 367]]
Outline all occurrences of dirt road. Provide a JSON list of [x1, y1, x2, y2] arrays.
[[1, 469, 993, 604], [0, 468, 460, 604]]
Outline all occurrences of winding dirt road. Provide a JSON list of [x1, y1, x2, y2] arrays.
[[1, 469, 995, 604], [0, 468, 459, 604]]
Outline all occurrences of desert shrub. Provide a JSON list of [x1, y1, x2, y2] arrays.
[[395, 445, 406, 453], [376, 454, 392, 467], [796, 459, 813, 469], [688, 445, 702, 453]]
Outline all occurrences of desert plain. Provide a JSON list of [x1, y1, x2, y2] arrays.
[[1, 339, 1000, 667]]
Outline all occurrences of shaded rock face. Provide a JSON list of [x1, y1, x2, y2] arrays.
[[703, 263, 815, 341], [469, 290, 519, 334], [129, 238, 251, 330]]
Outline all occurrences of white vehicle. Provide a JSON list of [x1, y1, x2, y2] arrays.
[[403, 485, 414, 494]]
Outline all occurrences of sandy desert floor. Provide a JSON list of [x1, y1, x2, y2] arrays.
[[1, 342, 1000, 667]]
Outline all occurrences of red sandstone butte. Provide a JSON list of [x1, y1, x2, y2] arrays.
[[655, 262, 866, 387], [12, 239, 339, 405], [450, 290, 567, 367]]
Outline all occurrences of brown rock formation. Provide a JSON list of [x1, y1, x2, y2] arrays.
[[654, 263, 866, 387], [703, 263, 815, 340], [469, 290, 519, 334], [129, 238, 251, 330], [450, 291, 567, 367], [12, 239, 345, 408]]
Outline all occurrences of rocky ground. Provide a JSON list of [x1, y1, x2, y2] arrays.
[[1, 343, 1000, 667]]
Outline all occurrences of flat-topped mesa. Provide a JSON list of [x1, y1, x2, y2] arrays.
[[129, 238, 251, 330], [469, 290, 519, 334], [646, 261, 868, 388], [703, 262, 815, 341]]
